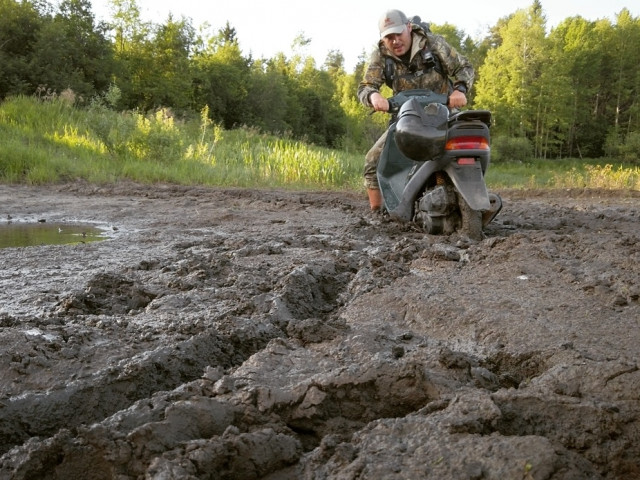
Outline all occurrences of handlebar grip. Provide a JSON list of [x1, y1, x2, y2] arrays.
[[387, 98, 402, 114]]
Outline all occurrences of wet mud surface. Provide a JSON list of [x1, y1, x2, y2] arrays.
[[0, 182, 638, 479]]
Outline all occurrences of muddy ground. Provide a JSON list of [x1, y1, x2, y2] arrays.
[[0, 182, 638, 480]]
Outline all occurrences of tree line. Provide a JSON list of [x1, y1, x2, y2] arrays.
[[1, 0, 638, 160]]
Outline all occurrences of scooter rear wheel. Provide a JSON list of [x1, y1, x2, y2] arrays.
[[459, 195, 484, 241], [424, 215, 444, 235]]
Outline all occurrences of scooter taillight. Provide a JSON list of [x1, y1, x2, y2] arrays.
[[445, 136, 489, 151]]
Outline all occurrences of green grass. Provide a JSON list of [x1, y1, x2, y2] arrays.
[[486, 159, 640, 190], [1, 95, 638, 192], [0, 96, 363, 190]]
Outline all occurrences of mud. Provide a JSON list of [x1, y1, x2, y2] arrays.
[[0, 182, 638, 479]]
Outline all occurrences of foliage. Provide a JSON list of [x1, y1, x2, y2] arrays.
[[606, 131, 640, 164], [0, 95, 362, 189], [0, 0, 638, 161], [474, 3, 639, 160], [491, 135, 534, 163]]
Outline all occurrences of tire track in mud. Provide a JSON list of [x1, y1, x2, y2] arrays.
[[1, 186, 639, 479], [0, 233, 360, 459]]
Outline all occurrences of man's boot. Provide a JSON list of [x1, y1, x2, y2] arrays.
[[367, 188, 383, 211]]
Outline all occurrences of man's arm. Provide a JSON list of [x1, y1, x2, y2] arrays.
[[430, 34, 475, 91], [357, 50, 387, 108]]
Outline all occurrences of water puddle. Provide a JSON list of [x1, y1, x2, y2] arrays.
[[0, 221, 112, 249]]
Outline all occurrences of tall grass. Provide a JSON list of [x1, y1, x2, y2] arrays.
[[0, 95, 638, 192], [485, 159, 640, 191], [0, 96, 363, 189]]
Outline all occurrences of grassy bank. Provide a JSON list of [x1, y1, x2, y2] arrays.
[[486, 159, 640, 190], [0, 96, 363, 190], [1, 96, 638, 191]]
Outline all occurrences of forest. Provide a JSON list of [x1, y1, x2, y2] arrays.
[[0, 0, 639, 161]]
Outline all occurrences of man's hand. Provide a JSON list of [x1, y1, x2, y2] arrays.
[[369, 92, 390, 112], [448, 90, 468, 109]]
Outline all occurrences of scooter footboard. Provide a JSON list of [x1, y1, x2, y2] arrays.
[[386, 160, 443, 221]]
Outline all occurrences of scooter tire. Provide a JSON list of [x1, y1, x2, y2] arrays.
[[425, 215, 444, 235], [459, 197, 484, 241]]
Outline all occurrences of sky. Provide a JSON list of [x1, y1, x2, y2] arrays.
[[90, 0, 637, 71]]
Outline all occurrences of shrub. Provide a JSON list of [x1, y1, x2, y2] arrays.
[[619, 132, 640, 164], [491, 135, 533, 163]]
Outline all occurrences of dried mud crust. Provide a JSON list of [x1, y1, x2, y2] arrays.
[[0, 182, 638, 479]]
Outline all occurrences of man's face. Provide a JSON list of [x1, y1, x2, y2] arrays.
[[382, 25, 412, 57]]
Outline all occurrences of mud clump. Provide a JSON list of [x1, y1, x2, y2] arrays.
[[56, 272, 157, 315], [0, 183, 639, 479]]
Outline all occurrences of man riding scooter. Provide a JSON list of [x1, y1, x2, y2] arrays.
[[358, 9, 474, 211]]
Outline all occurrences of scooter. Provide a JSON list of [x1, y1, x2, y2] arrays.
[[377, 89, 502, 240]]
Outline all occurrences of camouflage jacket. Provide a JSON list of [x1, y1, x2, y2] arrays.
[[357, 24, 475, 108]]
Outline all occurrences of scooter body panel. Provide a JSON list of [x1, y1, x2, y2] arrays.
[[377, 122, 420, 217]]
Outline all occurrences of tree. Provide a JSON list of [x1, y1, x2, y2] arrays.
[[0, 0, 44, 97], [474, 1, 548, 150], [324, 50, 345, 77], [109, 0, 149, 54], [191, 23, 251, 128], [245, 61, 290, 133], [27, 0, 113, 100], [609, 10, 640, 137], [140, 15, 195, 110], [547, 16, 604, 157], [430, 23, 466, 53], [295, 57, 347, 146], [108, 0, 151, 108]]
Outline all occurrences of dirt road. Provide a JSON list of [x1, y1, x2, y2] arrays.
[[0, 183, 638, 479]]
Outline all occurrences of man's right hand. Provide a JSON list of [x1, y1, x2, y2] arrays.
[[369, 92, 390, 112]]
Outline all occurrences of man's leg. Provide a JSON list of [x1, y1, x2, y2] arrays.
[[364, 130, 388, 210]]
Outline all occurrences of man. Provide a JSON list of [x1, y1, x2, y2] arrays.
[[358, 9, 475, 211]]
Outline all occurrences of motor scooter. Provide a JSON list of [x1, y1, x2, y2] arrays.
[[377, 89, 502, 240]]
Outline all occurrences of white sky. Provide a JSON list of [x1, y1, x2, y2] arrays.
[[90, 0, 637, 71]]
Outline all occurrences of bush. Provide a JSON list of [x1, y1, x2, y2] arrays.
[[619, 132, 640, 164], [491, 135, 533, 163]]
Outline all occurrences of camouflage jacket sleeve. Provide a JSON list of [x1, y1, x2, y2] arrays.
[[357, 31, 474, 108], [357, 49, 387, 108]]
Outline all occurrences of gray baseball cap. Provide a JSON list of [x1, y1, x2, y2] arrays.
[[379, 9, 409, 37]]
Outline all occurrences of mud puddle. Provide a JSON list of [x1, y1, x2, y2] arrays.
[[0, 221, 112, 248]]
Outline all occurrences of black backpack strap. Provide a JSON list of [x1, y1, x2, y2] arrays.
[[421, 47, 446, 77], [384, 57, 395, 89]]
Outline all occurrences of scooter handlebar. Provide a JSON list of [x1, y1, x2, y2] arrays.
[[387, 89, 449, 114]]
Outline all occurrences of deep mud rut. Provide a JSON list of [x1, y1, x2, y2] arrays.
[[0, 182, 638, 480]]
